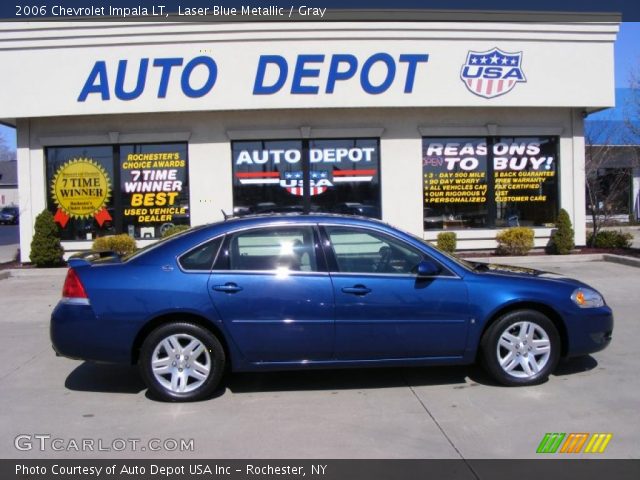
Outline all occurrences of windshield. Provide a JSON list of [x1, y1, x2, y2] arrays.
[[407, 232, 476, 271], [122, 225, 208, 262]]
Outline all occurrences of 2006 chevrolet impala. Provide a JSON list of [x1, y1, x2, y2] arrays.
[[51, 214, 613, 401]]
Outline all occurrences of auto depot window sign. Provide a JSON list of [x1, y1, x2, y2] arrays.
[[423, 139, 556, 205], [120, 149, 187, 223], [234, 144, 378, 196], [50, 158, 112, 228]]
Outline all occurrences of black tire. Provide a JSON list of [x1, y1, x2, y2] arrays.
[[480, 309, 560, 386], [139, 322, 225, 402]]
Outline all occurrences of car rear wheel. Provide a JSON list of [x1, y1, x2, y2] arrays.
[[139, 322, 225, 401], [481, 310, 560, 386]]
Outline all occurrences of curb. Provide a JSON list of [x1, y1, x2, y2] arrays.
[[467, 253, 640, 268], [602, 254, 640, 269]]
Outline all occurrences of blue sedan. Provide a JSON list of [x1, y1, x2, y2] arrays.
[[51, 214, 613, 401]]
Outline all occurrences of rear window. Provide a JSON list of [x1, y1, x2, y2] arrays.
[[179, 237, 223, 271]]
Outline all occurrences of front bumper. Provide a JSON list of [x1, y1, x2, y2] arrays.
[[565, 306, 613, 357]]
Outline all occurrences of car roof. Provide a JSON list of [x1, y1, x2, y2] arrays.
[[216, 213, 389, 230]]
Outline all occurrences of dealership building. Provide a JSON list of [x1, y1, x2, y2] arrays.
[[0, 15, 619, 261]]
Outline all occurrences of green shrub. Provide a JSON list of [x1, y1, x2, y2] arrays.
[[92, 234, 137, 256], [436, 232, 457, 253], [29, 209, 64, 267], [587, 230, 633, 249], [548, 208, 575, 255], [161, 224, 190, 238], [495, 227, 535, 256]]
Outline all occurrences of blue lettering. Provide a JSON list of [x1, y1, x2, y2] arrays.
[[360, 53, 395, 94], [115, 59, 148, 101], [181, 56, 217, 98], [153, 58, 183, 98], [326, 54, 357, 93], [77, 61, 110, 102], [482, 67, 503, 79], [461, 65, 482, 79], [503, 67, 525, 80], [253, 55, 288, 95], [291, 54, 324, 94], [399, 54, 429, 93]]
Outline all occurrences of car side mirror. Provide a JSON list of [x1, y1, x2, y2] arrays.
[[416, 259, 441, 277]]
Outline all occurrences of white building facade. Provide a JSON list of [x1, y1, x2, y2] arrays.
[[0, 19, 618, 261]]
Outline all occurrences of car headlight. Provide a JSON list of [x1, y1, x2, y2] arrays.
[[571, 288, 605, 308]]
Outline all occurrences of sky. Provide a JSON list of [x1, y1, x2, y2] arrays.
[[614, 22, 640, 88], [1, 21, 639, 154]]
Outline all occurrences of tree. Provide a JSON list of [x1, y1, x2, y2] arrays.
[[29, 209, 64, 267], [548, 208, 575, 254], [0, 128, 16, 161], [584, 78, 640, 244]]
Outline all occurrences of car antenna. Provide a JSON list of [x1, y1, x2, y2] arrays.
[[221, 209, 231, 220]]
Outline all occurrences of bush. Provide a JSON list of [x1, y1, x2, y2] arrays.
[[495, 227, 535, 256], [436, 232, 457, 253], [548, 208, 574, 255], [587, 230, 633, 249], [29, 209, 64, 267], [161, 225, 190, 238], [92, 234, 137, 256]]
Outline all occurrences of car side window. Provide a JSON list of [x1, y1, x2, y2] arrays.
[[325, 227, 423, 275], [225, 226, 318, 272], [179, 236, 223, 271]]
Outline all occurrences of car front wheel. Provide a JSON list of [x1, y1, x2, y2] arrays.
[[481, 310, 560, 386], [139, 322, 225, 401]]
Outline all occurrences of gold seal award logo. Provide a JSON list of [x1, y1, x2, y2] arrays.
[[51, 158, 112, 228]]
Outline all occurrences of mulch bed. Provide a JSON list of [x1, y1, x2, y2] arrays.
[[0, 260, 35, 271]]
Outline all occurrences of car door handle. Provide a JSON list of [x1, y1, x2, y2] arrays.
[[341, 285, 372, 295], [213, 283, 243, 293]]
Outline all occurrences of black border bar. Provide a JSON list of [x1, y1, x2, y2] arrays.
[[5, 459, 640, 480]]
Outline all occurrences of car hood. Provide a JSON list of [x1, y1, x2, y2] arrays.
[[469, 261, 585, 287]]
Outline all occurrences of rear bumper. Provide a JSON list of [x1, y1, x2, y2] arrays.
[[50, 301, 132, 364], [565, 306, 613, 357]]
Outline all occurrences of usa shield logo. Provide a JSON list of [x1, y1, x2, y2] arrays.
[[280, 171, 331, 196], [460, 48, 526, 99]]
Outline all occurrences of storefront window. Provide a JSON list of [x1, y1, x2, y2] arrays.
[[46, 143, 190, 240], [422, 136, 558, 229], [232, 139, 380, 218], [423, 138, 488, 229], [494, 137, 558, 227], [120, 143, 189, 239], [232, 140, 305, 215], [46, 145, 116, 241]]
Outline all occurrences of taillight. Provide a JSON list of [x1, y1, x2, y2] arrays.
[[62, 268, 88, 299]]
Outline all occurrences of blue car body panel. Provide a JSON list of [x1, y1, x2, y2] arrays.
[[50, 214, 613, 371], [208, 271, 335, 362], [331, 274, 470, 359]]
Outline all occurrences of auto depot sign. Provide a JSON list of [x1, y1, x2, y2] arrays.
[[78, 53, 431, 101], [0, 31, 615, 118]]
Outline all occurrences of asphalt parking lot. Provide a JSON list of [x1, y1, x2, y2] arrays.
[[0, 260, 638, 460]]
